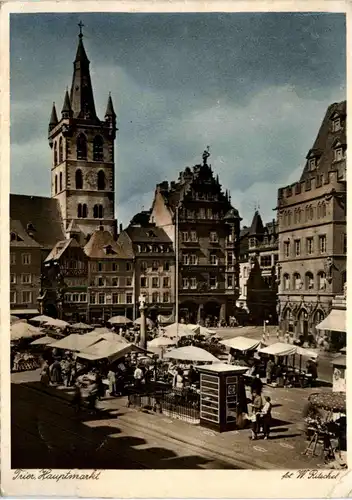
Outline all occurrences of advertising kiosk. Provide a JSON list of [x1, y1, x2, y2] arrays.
[[197, 363, 248, 433]]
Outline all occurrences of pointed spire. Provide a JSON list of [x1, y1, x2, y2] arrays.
[[49, 102, 58, 132], [105, 92, 116, 120], [70, 26, 98, 120], [249, 210, 264, 236], [61, 88, 72, 118]]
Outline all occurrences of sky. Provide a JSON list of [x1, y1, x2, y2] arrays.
[[10, 12, 346, 228]]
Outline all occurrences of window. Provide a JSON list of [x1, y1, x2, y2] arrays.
[[210, 253, 218, 265], [141, 261, 148, 271], [21, 273, 31, 284], [332, 118, 341, 132], [55, 175, 58, 194], [97, 170, 105, 190], [306, 238, 314, 255], [227, 252, 233, 266], [207, 208, 212, 219], [98, 293, 105, 304], [152, 261, 159, 271], [318, 271, 327, 290], [163, 261, 170, 271], [10, 253, 16, 265], [59, 137, 63, 163], [309, 158, 316, 170], [112, 263, 118, 272], [163, 277, 170, 288], [98, 262, 103, 272], [189, 254, 197, 265], [77, 204, 82, 218], [112, 277, 119, 287], [72, 293, 79, 303], [343, 234, 347, 254], [182, 254, 189, 265], [59, 172, 63, 191], [260, 255, 272, 267], [10, 273, 16, 284], [283, 274, 290, 290], [293, 273, 302, 290], [152, 292, 159, 303], [21, 291, 32, 304], [90, 294, 96, 304], [76, 134, 87, 160], [227, 275, 234, 289], [294, 240, 301, 257], [199, 208, 206, 219], [249, 238, 256, 248], [210, 231, 218, 243], [190, 231, 198, 242], [126, 293, 133, 304], [75, 169, 83, 189], [182, 232, 189, 242], [82, 204, 88, 218], [79, 293, 87, 302], [126, 277, 132, 287], [284, 241, 290, 257], [190, 277, 197, 290], [182, 278, 189, 289], [163, 292, 170, 303], [54, 142, 58, 166], [152, 277, 159, 288], [93, 136, 104, 161], [334, 148, 343, 162], [112, 293, 119, 304], [140, 277, 148, 288], [93, 204, 104, 218], [126, 263, 132, 271], [209, 276, 217, 289], [305, 272, 314, 290], [319, 235, 327, 254], [98, 277, 105, 287], [22, 253, 31, 265]]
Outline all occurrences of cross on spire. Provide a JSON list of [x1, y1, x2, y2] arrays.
[[78, 20, 84, 38]]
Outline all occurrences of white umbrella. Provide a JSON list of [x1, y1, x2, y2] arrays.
[[11, 322, 44, 341], [187, 324, 216, 336], [220, 336, 261, 352], [44, 318, 69, 329], [108, 315, 133, 325], [30, 335, 55, 346], [164, 346, 220, 363], [163, 323, 199, 338], [31, 314, 55, 324], [10, 315, 27, 325], [134, 317, 154, 328], [148, 337, 176, 347], [70, 322, 93, 331]]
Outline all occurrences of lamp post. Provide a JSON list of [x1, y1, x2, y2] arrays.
[[139, 294, 147, 350]]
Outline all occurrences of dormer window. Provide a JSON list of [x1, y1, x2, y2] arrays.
[[309, 158, 317, 170], [334, 147, 344, 162], [332, 117, 341, 132], [104, 245, 116, 255]]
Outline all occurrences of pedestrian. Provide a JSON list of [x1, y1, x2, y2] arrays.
[[50, 359, 62, 386], [87, 382, 99, 412], [266, 357, 275, 384], [251, 374, 263, 397], [250, 390, 263, 440], [40, 359, 50, 385], [173, 367, 185, 391], [134, 364, 143, 391], [187, 365, 197, 386], [261, 396, 272, 439], [95, 371, 105, 399], [107, 369, 117, 396], [66, 357, 75, 387]]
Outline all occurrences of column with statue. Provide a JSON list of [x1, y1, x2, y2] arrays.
[[138, 294, 147, 350]]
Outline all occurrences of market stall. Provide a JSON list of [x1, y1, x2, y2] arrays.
[[108, 315, 133, 326], [164, 345, 220, 363], [220, 336, 261, 352], [49, 333, 100, 352]]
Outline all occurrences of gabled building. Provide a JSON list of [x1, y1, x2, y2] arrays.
[[236, 211, 278, 323], [118, 221, 175, 321], [277, 101, 347, 344], [84, 227, 134, 323], [150, 150, 241, 325]]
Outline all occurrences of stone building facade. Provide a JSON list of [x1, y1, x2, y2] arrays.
[[48, 31, 118, 244], [277, 101, 347, 342], [150, 151, 241, 325], [118, 222, 175, 321]]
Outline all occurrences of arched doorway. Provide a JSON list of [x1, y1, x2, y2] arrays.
[[203, 301, 221, 327], [298, 308, 309, 341], [283, 308, 294, 334], [179, 301, 198, 324], [313, 309, 325, 340]]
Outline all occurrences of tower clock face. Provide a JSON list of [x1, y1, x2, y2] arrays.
[[85, 170, 96, 189]]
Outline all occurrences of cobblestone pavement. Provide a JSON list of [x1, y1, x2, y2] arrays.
[[12, 370, 327, 470]]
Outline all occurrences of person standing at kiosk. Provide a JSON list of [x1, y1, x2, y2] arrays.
[[250, 390, 263, 440]]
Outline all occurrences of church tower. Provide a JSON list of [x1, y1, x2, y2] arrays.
[[48, 23, 117, 244]]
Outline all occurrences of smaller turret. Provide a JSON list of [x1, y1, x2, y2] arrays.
[[61, 89, 72, 119], [105, 93, 116, 121], [48, 102, 58, 134]]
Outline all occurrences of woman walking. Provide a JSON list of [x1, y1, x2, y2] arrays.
[[40, 359, 50, 386], [261, 396, 272, 439]]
